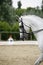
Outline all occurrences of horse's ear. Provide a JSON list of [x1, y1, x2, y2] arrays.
[[19, 17, 22, 22], [19, 18, 21, 23]]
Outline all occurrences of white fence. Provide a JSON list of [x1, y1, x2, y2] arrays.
[[0, 41, 38, 45]]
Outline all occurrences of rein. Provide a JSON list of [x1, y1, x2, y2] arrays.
[[26, 29, 43, 34], [23, 23, 43, 34]]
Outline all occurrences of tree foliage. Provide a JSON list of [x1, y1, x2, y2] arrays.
[[15, 9, 25, 16], [0, 21, 11, 31], [17, 1, 22, 9], [41, 0, 43, 12], [0, 21, 19, 40], [0, 0, 16, 24], [12, 22, 19, 40]]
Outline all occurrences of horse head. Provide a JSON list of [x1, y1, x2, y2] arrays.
[[19, 16, 31, 40]]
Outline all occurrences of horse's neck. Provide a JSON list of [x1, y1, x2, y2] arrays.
[[21, 15, 43, 33], [30, 19, 43, 32], [23, 19, 41, 32]]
